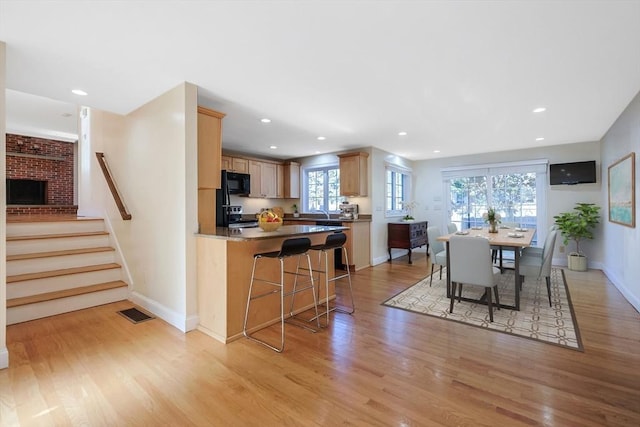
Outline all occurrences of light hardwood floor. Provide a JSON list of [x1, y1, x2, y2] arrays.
[[2, 251, 639, 426]]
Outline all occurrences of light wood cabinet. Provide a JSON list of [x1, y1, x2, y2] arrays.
[[197, 107, 225, 189], [283, 161, 300, 199], [197, 106, 225, 234], [342, 221, 370, 271], [338, 151, 369, 196], [222, 155, 249, 173], [276, 164, 284, 198], [249, 160, 278, 198]]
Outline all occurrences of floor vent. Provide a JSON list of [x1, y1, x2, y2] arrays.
[[118, 307, 154, 324]]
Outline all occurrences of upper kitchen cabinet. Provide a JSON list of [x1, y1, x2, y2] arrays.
[[249, 160, 278, 198], [282, 161, 300, 199], [338, 151, 369, 196], [197, 106, 226, 189], [221, 155, 249, 173]]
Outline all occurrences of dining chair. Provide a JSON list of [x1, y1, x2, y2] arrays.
[[522, 224, 559, 257], [427, 226, 447, 286], [447, 223, 458, 233], [491, 222, 519, 271], [449, 235, 502, 322], [519, 229, 558, 307]]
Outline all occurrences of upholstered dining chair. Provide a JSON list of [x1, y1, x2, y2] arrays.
[[427, 226, 447, 286], [491, 222, 519, 270], [521, 224, 559, 258], [449, 235, 502, 322], [519, 229, 558, 307], [447, 223, 458, 233]]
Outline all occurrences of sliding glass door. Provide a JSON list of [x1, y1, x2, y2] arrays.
[[444, 160, 547, 246]]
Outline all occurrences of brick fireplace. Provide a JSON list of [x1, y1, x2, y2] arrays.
[[5, 134, 78, 215]]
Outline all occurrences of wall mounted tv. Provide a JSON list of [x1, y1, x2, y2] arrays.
[[549, 160, 597, 185]]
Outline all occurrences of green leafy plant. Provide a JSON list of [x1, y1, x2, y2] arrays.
[[291, 203, 298, 213], [553, 203, 600, 256]]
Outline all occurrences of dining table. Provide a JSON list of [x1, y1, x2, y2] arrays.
[[437, 226, 536, 311]]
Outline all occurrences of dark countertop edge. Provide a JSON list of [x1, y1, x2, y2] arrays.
[[196, 224, 349, 241], [283, 217, 371, 223]]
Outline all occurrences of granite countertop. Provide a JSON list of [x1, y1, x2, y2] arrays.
[[197, 224, 348, 241]]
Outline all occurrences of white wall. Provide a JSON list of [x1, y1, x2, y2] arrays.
[[600, 91, 640, 312], [80, 82, 200, 332], [1, 41, 8, 369], [412, 141, 603, 268]]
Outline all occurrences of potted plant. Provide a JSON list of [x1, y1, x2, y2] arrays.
[[400, 201, 417, 221], [291, 203, 300, 218], [553, 202, 600, 271]]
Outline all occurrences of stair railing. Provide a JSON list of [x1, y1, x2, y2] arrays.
[[95, 152, 132, 220]]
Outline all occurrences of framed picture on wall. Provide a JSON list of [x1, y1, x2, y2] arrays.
[[608, 152, 635, 228]]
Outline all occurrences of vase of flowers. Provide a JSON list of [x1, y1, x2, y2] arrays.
[[483, 207, 501, 233]]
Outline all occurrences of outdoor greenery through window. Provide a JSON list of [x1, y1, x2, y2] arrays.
[[386, 166, 411, 216], [443, 160, 548, 246], [304, 166, 341, 213]]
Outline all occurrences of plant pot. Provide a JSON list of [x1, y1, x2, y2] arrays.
[[293, 213, 300, 218], [567, 253, 588, 271]]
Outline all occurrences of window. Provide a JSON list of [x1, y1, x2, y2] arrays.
[[303, 166, 340, 213], [386, 166, 411, 217], [443, 160, 548, 246]]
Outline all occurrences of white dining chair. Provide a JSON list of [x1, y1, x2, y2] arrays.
[[449, 235, 502, 322], [427, 226, 447, 286], [519, 229, 558, 307], [522, 224, 559, 257], [447, 223, 458, 233]]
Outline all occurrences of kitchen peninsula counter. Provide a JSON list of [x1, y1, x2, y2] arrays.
[[196, 225, 347, 343]]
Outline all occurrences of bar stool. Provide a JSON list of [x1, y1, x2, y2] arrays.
[[243, 237, 320, 352], [294, 232, 354, 327]]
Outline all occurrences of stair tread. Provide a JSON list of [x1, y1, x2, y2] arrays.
[[7, 246, 115, 261], [6, 231, 109, 242], [7, 263, 122, 283], [7, 280, 127, 308], [7, 215, 103, 223]]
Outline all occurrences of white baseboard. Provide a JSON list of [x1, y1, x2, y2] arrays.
[[130, 291, 193, 333], [0, 347, 8, 369], [602, 267, 640, 313]]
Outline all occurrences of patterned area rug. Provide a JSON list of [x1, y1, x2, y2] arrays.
[[383, 267, 583, 351]]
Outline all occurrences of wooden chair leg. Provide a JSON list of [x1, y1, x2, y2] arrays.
[[493, 285, 500, 309], [458, 283, 463, 302], [486, 287, 493, 322], [439, 265, 443, 280], [546, 276, 552, 307]]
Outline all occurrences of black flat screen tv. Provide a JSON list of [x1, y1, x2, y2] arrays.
[[549, 160, 597, 185]]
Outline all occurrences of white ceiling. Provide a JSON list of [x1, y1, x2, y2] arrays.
[[2, 1, 640, 161]]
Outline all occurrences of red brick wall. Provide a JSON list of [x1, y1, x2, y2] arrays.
[[6, 134, 77, 215]]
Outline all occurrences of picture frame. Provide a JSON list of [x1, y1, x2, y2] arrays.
[[608, 152, 636, 228]]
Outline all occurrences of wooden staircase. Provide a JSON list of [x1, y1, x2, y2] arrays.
[[6, 216, 129, 325]]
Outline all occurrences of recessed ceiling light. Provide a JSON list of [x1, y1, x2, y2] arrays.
[[317, 136, 326, 141], [71, 89, 88, 96], [533, 107, 546, 113], [433, 150, 441, 153], [261, 118, 271, 123], [536, 137, 545, 141], [269, 145, 277, 149], [61, 113, 72, 118], [398, 131, 408, 136]]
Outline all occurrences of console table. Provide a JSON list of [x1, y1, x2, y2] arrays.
[[387, 221, 428, 264]]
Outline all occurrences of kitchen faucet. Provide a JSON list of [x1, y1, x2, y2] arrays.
[[315, 209, 330, 219]]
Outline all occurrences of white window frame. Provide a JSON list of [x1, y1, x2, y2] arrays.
[[385, 164, 412, 218], [302, 164, 341, 214], [442, 159, 548, 244]]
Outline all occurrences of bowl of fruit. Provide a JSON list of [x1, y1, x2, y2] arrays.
[[258, 210, 283, 232]]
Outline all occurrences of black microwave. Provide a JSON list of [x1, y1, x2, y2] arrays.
[[222, 171, 251, 195]]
